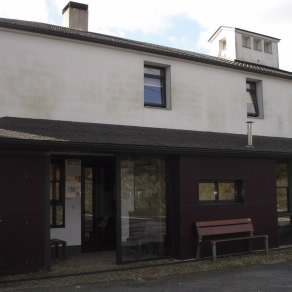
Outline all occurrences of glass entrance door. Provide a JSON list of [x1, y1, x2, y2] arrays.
[[118, 156, 167, 262], [82, 160, 116, 252]]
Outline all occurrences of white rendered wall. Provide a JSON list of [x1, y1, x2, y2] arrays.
[[209, 27, 236, 60], [51, 159, 82, 246], [50, 197, 81, 246], [1, 28, 292, 138], [235, 31, 279, 68]]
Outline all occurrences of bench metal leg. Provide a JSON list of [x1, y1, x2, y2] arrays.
[[62, 242, 66, 259], [265, 235, 269, 254], [212, 242, 217, 262], [196, 241, 202, 259], [248, 239, 253, 252], [55, 243, 59, 258]]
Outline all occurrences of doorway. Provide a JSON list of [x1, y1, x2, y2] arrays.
[[81, 158, 116, 252]]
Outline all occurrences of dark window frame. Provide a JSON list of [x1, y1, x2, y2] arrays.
[[199, 179, 244, 205], [246, 81, 259, 117], [144, 65, 166, 108], [276, 162, 292, 216], [276, 161, 292, 244], [50, 161, 65, 228]]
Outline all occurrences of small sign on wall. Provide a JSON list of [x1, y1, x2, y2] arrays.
[[65, 159, 81, 198]]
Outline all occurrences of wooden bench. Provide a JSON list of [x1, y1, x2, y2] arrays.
[[50, 238, 66, 260], [195, 218, 269, 262]]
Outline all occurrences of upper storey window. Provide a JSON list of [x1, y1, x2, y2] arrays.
[[219, 38, 227, 50], [264, 41, 272, 53], [246, 81, 259, 117], [144, 66, 166, 107], [219, 38, 227, 57], [253, 38, 262, 51], [242, 35, 251, 48]]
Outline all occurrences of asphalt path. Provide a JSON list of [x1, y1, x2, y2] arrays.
[[8, 262, 292, 291]]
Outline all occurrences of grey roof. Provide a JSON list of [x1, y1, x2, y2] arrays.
[[1, 17, 292, 80], [1, 117, 292, 158], [209, 26, 281, 42]]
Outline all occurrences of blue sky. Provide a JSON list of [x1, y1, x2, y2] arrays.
[[1, 0, 292, 71]]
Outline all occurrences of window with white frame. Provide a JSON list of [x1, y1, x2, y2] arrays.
[[253, 38, 262, 51], [219, 38, 227, 57], [264, 41, 272, 53], [242, 35, 251, 48]]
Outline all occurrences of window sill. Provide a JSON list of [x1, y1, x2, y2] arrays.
[[199, 202, 244, 206], [144, 105, 170, 110], [247, 115, 263, 119], [278, 212, 292, 217]]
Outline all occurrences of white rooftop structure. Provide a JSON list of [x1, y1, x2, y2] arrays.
[[209, 26, 280, 68]]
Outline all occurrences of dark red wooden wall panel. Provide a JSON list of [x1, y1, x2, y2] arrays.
[[0, 152, 49, 275], [178, 156, 278, 259]]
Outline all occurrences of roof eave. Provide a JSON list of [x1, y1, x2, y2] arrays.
[[1, 137, 292, 159]]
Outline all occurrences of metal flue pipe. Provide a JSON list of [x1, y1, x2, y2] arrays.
[[246, 121, 254, 148]]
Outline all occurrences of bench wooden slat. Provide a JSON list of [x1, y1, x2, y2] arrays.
[[196, 218, 251, 228], [195, 218, 269, 262], [197, 224, 253, 236], [211, 234, 267, 243]]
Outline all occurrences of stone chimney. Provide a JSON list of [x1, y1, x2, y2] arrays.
[[62, 1, 88, 31]]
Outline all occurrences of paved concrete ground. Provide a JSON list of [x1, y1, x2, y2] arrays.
[[13, 262, 292, 292], [0, 247, 291, 291]]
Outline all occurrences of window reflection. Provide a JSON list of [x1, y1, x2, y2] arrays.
[[276, 163, 288, 187], [199, 183, 216, 201], [121, 157, 166, 262], [144, 65, 166, 107], [199, 180, 243, 204], [276, 162, 292, 244], [276, 163, 289, 213], [246, 81, 259, 117], [219, 183, 236, 201], [50, 162, 65, 227]]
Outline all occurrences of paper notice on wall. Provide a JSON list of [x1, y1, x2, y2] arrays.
[[65, 159, 81, 198]]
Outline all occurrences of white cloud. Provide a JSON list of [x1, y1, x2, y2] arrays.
[[54, 0, 187, 33], [168, 36, 177, 44], [0, 0, 48, 22]]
